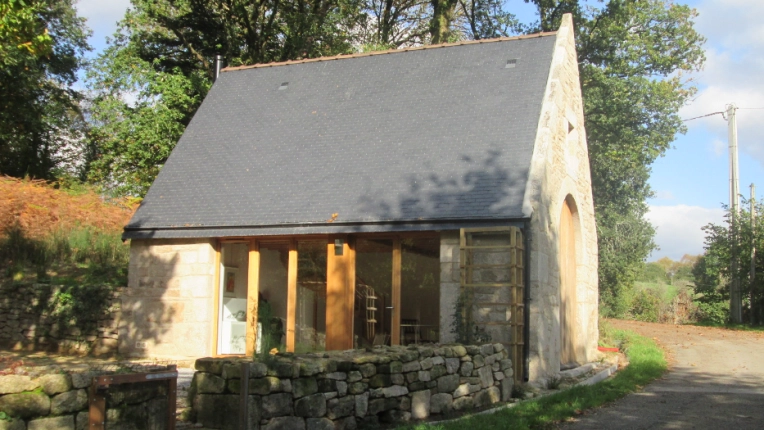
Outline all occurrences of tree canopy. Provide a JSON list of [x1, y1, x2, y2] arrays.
[[0, 0, 90, 179]]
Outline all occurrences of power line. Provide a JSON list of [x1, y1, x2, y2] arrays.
[[681, 107, 764, 122], [682, 111, 724, 122]]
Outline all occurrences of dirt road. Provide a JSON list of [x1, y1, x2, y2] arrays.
[[561, 320, 764, 430]]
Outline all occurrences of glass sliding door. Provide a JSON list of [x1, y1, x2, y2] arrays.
[[296, 240, 327, 352], [218, 242, 249, 354], [354, 239, 394, 348], [400, 237, 440, 345]]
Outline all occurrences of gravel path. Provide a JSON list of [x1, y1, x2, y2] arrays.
[[560, 320, 764, 430]]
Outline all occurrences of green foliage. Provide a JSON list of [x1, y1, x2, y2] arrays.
[[451, 289, 491, 345], [0, 226, 129, 285], [401, 329, 666, 430], [694, 198, 764, 325], [254, 301, 285, 362], [0, 411, 11, 422], [628, 288, 661, 322], [0, 0, 91, 180]]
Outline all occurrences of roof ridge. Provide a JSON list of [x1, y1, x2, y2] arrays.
[[221, 31, 557, 72]]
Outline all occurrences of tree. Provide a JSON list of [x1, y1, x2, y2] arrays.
[[523, 0, 705, 315], [87, 0, 366, 196], [0, 0, 91, 179], [695, 199, 764, 325]]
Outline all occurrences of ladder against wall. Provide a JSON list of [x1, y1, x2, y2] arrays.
[[460, 227, 525, 383]]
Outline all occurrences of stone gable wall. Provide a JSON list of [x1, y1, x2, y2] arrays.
[[523, 14, 599, 383], [190, 344, 513, 429], [121, 239, 216, 358]]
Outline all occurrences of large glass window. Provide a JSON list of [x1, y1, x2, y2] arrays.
[[218, 243, 249, 354], [296, 241, 327, 352], [258, 242, 289, 353], [400, 237, 440, 345], [354, 239, 394, 348]]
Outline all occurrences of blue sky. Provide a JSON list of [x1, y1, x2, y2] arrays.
[[75, 0, 762, 261]]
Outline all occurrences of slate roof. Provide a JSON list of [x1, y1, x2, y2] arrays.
[[123, 34, 557, 239]]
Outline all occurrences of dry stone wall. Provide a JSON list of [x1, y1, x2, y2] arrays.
[[0, 369, 168, 430], [190, 343, 514, 429], [0, 283, 121, 355]]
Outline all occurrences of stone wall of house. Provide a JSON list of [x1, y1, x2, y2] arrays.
[[0, 369, 169, 430], [0, 283, 121, 355], [121, 239, 217, 358], [523, 13, 600, 383], [190, 343, 513, 429]]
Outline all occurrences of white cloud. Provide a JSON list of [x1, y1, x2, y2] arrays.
[[646, 204, 725, 261], [678, 0, 764, 167], [653, 190, 675, 201]]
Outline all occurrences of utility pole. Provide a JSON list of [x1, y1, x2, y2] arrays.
[[727, 103, 742, 323], [751, 183, 757, 325]]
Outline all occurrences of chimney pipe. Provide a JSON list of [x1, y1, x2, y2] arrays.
[[214, 54, 223, 81]]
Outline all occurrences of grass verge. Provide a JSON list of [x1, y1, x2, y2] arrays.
[[691, 321, 764, 332], [402, 328, 666, 430]]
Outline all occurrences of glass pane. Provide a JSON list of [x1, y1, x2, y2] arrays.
[[400, 237, 440, 345], [354, 239, 393, 348], [296, 241, 327, 352], [258, 242, 289, 353], [218, 243, 249, 355]]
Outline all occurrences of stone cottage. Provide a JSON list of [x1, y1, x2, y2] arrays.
[[120, 14, 598, 384]]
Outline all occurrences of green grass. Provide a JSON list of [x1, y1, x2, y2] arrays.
[[401, 328, 666, 430], [691, 321, 764, 332], [0, 225, 128, 285]]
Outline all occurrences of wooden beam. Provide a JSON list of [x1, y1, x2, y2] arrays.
[[286, 239, 297, 352], [391, 238, 401, 346], [246, 240, 260, 356], [211, 241, 222, 356], [346, 238, 356, 349]]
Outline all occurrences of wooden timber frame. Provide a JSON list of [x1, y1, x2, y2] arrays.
[[88, 365, 178, 430], [460, 226, 525, 383]]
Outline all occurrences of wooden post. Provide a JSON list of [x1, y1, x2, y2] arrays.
[[88, 382, 106, 430], [211, 241, 222, 355], [287, 239, 298, 352], [246, 240, 260, 356], [391, 238, 402, 346]]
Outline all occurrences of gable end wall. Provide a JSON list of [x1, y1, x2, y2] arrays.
[[523, 14, 599, 383]]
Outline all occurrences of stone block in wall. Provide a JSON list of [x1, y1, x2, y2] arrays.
[[333, 416, 357, 430], [430, 393, 453, 415], [452, 395, 474, 411], [262, 393, 294, 419], [263, 417, 305, 430], [267, 362, 299, 379], [194, 357, 229, 375], [295, 393, 326, 418], [379, 409, 410, 424], [0, 417, 25, 430], [354, 393, 368, 417], [0, 375, 39, 394], [367, 397, 399, 416], [38, 374, 71, 395], [0, 391, 50, 418], [75, 411, 88, 430], [194, 373, 225, 394], [27, 415, 74, 430], [474, 386, 500, 408], [478, 366, 494, 388], [306, 418, 334, 430], [326, 396, 354, 420], [410, 390, 430, 420], [193, 394, 241, 429], [292, 378, 318, 399], [50, 389, 87, 415], [500, 378, 513, 402]]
